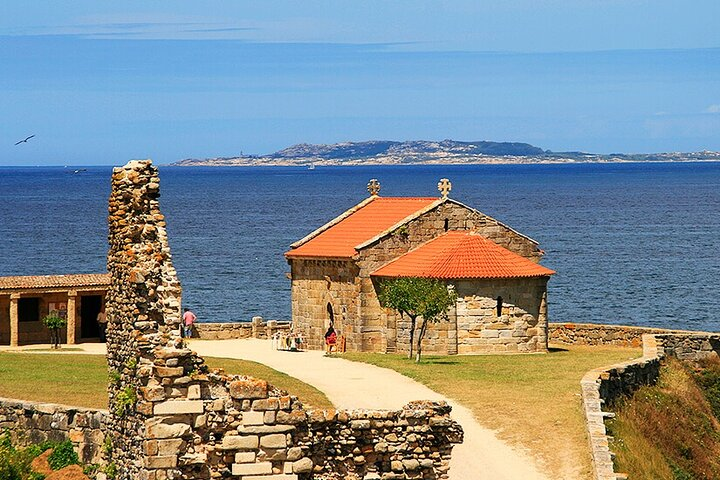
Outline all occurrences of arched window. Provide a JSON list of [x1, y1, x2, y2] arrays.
[[496, 296, 503, 317], [444, 219, 449, 232]]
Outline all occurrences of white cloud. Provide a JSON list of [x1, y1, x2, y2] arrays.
[[705, 104, 720, 114]]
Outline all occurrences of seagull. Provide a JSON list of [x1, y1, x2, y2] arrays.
[[14, 135, 35, 145]]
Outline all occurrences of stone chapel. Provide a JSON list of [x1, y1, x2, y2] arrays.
[[285, 179, 555, 355]]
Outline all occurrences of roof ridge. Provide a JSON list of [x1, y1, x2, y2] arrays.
[[353, 198, 445, 250]]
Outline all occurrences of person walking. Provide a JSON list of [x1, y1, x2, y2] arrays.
[[97, 309, 108, 342], [183, 308, 197, 339]]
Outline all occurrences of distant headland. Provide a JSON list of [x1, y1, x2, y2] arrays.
[[169, 139, 720, 167]]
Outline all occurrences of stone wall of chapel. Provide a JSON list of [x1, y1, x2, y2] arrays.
[[454, 277, 549, 354], [289, 259, 361, 351], [354, 201, 543, 353]]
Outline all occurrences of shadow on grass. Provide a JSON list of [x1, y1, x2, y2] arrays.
[[549, 346, 570, 353]]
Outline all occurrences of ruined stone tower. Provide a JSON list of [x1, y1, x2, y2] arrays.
[[104, 160, 462, 480]]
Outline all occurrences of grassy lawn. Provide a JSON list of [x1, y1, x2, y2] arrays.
[[0, 353, 332, 410], [342, 344, 641, 480]]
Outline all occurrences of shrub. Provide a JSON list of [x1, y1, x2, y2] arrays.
[[47, 440, 79, 470], [114, 386, 137, 417]]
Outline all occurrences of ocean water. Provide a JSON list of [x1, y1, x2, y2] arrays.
[[1, 162, 719, 332]]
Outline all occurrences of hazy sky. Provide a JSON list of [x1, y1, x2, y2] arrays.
[[1, 1, 719, 165]]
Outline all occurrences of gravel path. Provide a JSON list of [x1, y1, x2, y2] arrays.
[[190, 338, 549, 480]]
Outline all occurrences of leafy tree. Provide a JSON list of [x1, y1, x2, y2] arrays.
[[378, 277, 457, 362], [42, 314, 67, 349]]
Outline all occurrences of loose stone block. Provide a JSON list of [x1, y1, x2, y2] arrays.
[[260, 433, 287, 449], [242, 411, 265, 426], [153, 400, 204, 415], [292, 457, 313, 473], [235, 451, 256, 463], [221, 434, 259, 450], [229, 379, 268, 399], [231, 462, 272, 476], [144, 455, 178, 468], [145, 421, 191, 439]]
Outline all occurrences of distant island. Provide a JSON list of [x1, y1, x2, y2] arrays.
[[169, 139, 720, 167]]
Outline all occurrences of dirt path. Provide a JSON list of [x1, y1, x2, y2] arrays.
[[3, 340, 550, 479], [190, 338, 550, 480]]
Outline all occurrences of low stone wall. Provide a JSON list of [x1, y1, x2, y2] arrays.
[[581, 332, 720, 480], [549, 322, 705, 347], [0, 397, 106, 464], [193, 317, 291, 340], [653, 333, 720, 361]]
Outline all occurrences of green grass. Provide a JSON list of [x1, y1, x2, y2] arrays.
[[342, 344, 641, 480], [0, 353, 332, 410]]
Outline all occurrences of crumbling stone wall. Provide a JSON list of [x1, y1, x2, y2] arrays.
[[105, 160, 462, 480], [0, 398, 106, 464]]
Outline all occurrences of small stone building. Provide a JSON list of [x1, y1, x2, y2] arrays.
[[285, 180, 555, 354], [0, 274, 109, 346]]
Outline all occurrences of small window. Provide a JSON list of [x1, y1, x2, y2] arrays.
[[18, 297, 40, 322], [495, 296, 503, 317], [444, 219, 449, 232]]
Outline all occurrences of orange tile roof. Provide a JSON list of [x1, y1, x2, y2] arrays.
[[0, 273, 111, 291], [372, 231, 555, 279], [286, 196, 439, 259]]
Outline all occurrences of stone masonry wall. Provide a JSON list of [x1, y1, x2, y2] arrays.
[[0, 397, 106, 464], [580, 332, 720, 480], [454, 278, 548, 354], [103, 160, 462, 480], [290, 259, 360, 351], [354, 200, 544, 354], [193, 318, 291, 341], [549, 322, 706, 348]]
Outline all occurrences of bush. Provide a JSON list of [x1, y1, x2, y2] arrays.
[[47, 440, 78, 470], [114, 386, 137, 417], [0, 430, 54, 480]]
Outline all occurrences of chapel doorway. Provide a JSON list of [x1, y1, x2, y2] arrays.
[[80, 295, 103, 339]]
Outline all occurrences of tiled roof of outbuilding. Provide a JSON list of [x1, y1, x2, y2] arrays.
[[0, 273, 111, 291], [372, 231, 555, 279], [285, 196, 439, 259]]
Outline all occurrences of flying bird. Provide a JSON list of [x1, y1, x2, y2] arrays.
[[14, 135, 35, 145]]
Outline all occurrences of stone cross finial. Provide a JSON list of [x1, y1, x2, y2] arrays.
[[438, 178, 452, 199], [367, 178, 381, 196]]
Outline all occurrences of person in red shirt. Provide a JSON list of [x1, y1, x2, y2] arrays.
[[324, 324, 337, 354], [183, 308, 197, 338]]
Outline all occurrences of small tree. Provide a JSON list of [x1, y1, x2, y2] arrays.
[[42, 314, 67, 349], [378, 277, 457, 362]]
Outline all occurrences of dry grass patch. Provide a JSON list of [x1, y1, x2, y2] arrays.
[[342, 344, 640, 480], [0, 353, 332, 411], [608, 358, 720, 480]]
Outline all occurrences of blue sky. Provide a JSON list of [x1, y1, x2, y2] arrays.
[[1, 1, 719, 165]]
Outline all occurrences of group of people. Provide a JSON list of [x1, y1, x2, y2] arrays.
[[96, 307, 340, 354]]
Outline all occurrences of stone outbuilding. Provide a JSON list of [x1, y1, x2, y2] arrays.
[[285, 179, 555, 354], [0, 274, 109, 346]]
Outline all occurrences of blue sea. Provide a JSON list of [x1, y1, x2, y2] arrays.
[[1, 163, 719, 332]]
